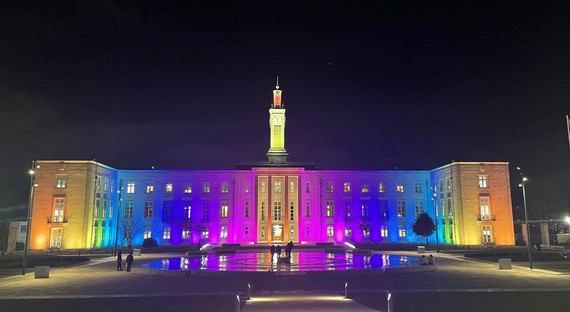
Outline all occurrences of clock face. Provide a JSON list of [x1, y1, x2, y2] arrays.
[[272, 114, 284, 125]]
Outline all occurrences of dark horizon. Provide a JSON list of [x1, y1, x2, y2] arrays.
[[1, 1, 569, 221]]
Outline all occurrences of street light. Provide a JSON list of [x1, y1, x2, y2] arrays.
[[431, 185, 440, 253], [22, 161, 37, 275], [517, 167, 533, 269]]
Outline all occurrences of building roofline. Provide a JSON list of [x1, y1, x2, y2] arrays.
[[35, 160, 117, 171], [430, 161, 510, 171]]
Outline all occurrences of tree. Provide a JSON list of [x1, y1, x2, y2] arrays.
[[412, 212, 436, 245], [121, 218, 143, 249], [178, 218, 203, 246]]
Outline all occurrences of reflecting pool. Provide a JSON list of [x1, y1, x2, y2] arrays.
[[143, 251, 420, 272]]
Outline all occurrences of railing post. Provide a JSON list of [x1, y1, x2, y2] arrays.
[[387, 291, 394, 312], [344, 281, 349, 298], [235, 293, 240, 312], [247, 283, 251, 299]]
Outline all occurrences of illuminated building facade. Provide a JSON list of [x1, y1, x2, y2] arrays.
[[28, 83, 515, 249]]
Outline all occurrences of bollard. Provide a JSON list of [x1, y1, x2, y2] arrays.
[[235, 294, 241, 312], [387, 291, 393, 312], [344, 281, 349, 298], [247, 283, 251, 299]]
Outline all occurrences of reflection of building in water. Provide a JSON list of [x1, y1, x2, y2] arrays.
[[27, 82, 515, 250]]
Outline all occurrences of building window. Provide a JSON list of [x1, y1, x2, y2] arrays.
[[361, 183, 369, 193], [345, 227, 352, 238], [125, 201, 134, 218], [94, 199, 100, 218], [326, 201, 334, 217], [478, 176, 488, 188], [446, 177, 452, 190], [144, 229, 152, 239], [221, 201, 229, 218], [55, 176, 67, 188], [482, 225, 492, 243], [274, 181, 282, 193], [202, 183, 211, 193], [165, 183, 173, 193], [414, 182, 422, 193], [381, 225, 388, 237], [344, 202, 352, 221], [201, 228, 209, 239], [289, 202, 295, 221], [220, 227, 228, 239], [163, 227, 171, 240], [305, 202, 310, 217], [104, 178, 108, 191], [361, 203, 369, 220], [245, 183, 250, 193], [244, 226, 249, 239], [182, 229, 190, 239], [244, 201, 250, 217], [110, 180, 114, 193], [261, 202, 266, 221], [146, 182, 154, 193], [273, 202, 282, 221], [96, 176, 101, 190], [440, 198, 446, 216], [398, 225, 407, 238], [184, 183, 192, 193], [397, 200, 406, 217], [362, 225, 370, 238], [480, 197, 491, 220], [201, 203, 210, 222], [109, 204, 113, 218], [127, 183, 135, 194], [290, 182, 295, 193], [325, 182, 333, 193], [162, 201, 172, 222], [261, 181, 267, 193], [290, 226, 295, 239], [447, 198, 453, 216], [144, 201, 153, 218], [53, 198, 65, 223], [343, 182, 351, 193], [326, 226, 334, 238], [184, 202, 191, 220], [415, 201, 423, 217], [378, 183, 386, 193], [261, 226, 265, 239], [221, 182, 229, 193], [305, 182, 310, 193], [306, 225, 311, 238], [439, 179, 444, 192], [379, 200, 389, 220], [397, 183, 404, 193]]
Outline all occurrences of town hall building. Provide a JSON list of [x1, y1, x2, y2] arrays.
[[28, 83, 515, 250]]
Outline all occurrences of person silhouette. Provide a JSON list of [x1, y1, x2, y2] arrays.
[[270, 245, 276, 255], [276, 245, 282, 257], [116, 250, 123, 271], [126, 252, 134, 272]]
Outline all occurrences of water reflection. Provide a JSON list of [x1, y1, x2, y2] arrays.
[[145, 251, 421, 272]]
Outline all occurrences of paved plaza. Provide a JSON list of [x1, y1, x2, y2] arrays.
[[1, 251, 570, 311]]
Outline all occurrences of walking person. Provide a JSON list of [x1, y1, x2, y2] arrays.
[[116, 250, 123, 271], [126, 252, 134, 272], [276, 245, 281, 257]]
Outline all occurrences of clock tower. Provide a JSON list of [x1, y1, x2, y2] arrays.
[[267, 78, 288, 164]]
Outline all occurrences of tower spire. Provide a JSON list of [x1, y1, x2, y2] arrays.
[[267, 79, 288, 164]]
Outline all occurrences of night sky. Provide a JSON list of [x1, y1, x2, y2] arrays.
[[1, 1, 569, 221]]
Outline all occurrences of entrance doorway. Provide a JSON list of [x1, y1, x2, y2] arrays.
[[272, 224, 283, 242]]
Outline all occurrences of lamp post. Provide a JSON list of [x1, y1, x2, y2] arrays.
[[517, 167, 533, 269], [22, 161, 36, 275], [113, 180, 123, 256], [431, 185, 440, 253]]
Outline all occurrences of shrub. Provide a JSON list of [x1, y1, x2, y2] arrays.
[[142, 238, 158, 248]]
